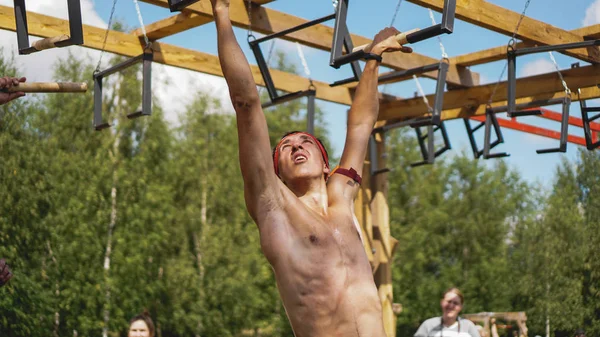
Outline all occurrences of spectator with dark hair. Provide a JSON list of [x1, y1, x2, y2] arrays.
[[128, 313, 155, 337], [0, 258, 12, 287], [415, 287, 481, 337], [574, 329, 586, 337]]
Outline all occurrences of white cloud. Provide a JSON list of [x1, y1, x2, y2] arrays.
[[152, 64, 233, 125], [520, 58, 556, 77], [0, 0, 234, 126], [583, 0, 600, 26]]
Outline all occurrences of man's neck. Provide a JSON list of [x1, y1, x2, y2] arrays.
[[288, 178, 328, 215]]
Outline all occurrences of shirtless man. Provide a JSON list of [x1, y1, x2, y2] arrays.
[[210, 0, 412, 335]]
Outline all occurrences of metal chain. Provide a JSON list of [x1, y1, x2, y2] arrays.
[[548, 51, 571, 95], [487, 0, 533, 105], [132, 0, 150, 47], [390, 0, 404, 27], [95, 0, 119, 73], [428, 9, 448, 59]]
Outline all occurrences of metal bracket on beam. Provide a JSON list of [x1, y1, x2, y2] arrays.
[[464, 108, 510, 159], [578, 88, 600, 150], [507, 38, 600, 117], [167, 0, 200, 12], [93, 46, 154, 131], [410, 121, 451, 167], [13, 0, 83, 55]]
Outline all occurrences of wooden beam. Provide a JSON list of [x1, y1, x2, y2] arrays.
[[452, 25, 600, 67], [0, 5, 354, 105], [133, 11, 213, 40], [140, 0, 479, 87], [439, 86, 600, 121], [379, 64, 600, 121], [406, 0, 600, 63]]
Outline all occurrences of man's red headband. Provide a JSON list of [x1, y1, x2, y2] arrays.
[[273, 132, 329, 176]]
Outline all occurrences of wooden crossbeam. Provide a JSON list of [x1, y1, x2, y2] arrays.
[[379, 64, 600, 121], [133, 11, 213, 40], [439, 86, 600, 121], [406, 0, 600, 63], [0, 5, 354, 105], [140, 0, 479, 87], [452, 25, 600, 67]]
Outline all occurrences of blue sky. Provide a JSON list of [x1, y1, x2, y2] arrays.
[[1, 0, 599, 188]]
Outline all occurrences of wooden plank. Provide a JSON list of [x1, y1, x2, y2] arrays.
[[379, 65, 600, 121], [406, 0, 600, 63], [453, 25, 600, 67], [133, 11, 213, 40], [438, 86, 600, 121], [0, 5, 353, 105], [140, 0, 479, 87]]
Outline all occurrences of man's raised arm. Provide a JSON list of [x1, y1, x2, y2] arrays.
[[211, 0, 279, 218], [329, 28, 412, 202]]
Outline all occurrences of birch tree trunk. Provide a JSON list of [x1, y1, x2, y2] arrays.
[[193, 161, 208, 337], [47, 241, 60, 337], [102, 133, 120, 337]]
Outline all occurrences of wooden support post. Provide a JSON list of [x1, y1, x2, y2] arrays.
[[356, 130, 399, 337]]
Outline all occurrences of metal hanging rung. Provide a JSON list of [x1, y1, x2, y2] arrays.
[[339, 0, 455, 73], [167, 0, 200, 12], [464, 108, 510, 159], [13, 0, 83, 55], [536, 97, 571, 154], [410, 121, 451, 167], [93, 48, 154, 130], [579, 89, 600, 150], [506, 38, 600, 117]]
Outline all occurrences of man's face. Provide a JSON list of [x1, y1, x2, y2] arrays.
[[440, 292, 463, 321], [128, 320, 150, 337], [277, 133, 329, 183]]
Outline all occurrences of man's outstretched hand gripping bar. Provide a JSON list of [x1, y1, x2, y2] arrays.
[[352, 28, 420, 53]]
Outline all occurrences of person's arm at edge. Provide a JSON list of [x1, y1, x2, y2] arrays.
[[0, 76, 26, 105], [328, 28, 411, 204], [211, 2, 280, 221]]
